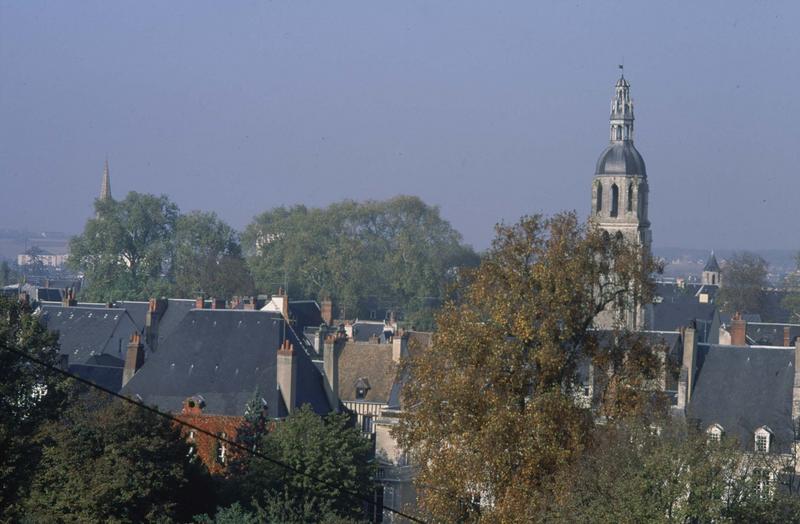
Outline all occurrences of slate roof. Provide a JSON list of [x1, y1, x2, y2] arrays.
[[746, 323, 800, 347], [351, 321, 393, 342], [703, 253, 721, 272], [121, 309, 330, 417], [648, 283, 718, 335], [338, 341, 398, 404], [39, 305, 143, 392], [688, 344, 795, 453], [288, 300, 324, 331]]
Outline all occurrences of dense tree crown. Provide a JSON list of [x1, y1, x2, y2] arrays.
[[718, 251, 769, 314], [0, 296, 70, 520], [396, 213, 662, 521], [69, 193, 253, 301], [242, 195, 478, 327]]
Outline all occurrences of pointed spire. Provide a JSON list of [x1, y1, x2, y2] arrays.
[[100, 157, 111, 201], [609, 69, 634, 143], [704, 251, 721, 272]]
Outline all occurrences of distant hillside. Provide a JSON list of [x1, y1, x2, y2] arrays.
[[654, 247, 797, 282], [0, 229, 72, 262]]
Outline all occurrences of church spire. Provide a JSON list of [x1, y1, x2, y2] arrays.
[[100, 158, 111, 201], [609, 68, 635, 143]]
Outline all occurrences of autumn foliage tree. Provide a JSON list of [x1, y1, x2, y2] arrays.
[[396, 213, 661, 522]]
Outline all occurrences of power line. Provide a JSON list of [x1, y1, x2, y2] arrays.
[[2, 344, 426, 524]]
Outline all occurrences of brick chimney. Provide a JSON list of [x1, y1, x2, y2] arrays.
[[730, 312, 747, 346], [243, 296, 257, 310], [145, 298, 168, 352], [392, 328, 409, 364], [321, 298, 333, 326], [277, 340, 297, 414], [195, 296, 205, 309], [273, 288, 289, 319], [122, 332, 145, 387], [676, 326, 697, 411], [785, 326, 792, 347], [182, 395, 205, 415], [323, 333, 346, 410]]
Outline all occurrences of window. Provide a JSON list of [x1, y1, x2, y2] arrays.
[[356, 387, 367, 399], [217, 432, 228, 464], [596, 183, 603, 213], [707, 424, 724, 443], [753, 468, 771, 497], [362, 415, 374, 434], [755, 427, 772, 453], [354, 377, 371, 400], [610, 184, 619, 217]]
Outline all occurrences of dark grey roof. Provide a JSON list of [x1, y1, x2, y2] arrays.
[[648, 283, 717, 335], [288, 300, 323, 331], [746, 323, 800, 347], [121, 309, 330, 417], [39, 305, 142, 392], [595, 141, 646, 176], [352, 321, 392, 343], [688, 345, 795, 453], [703, 252, 721, 272], [115, 301, 150, 331], [155, 299, 195, 347]]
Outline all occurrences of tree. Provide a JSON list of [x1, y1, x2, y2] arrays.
[[0, 296, 71, 520], [781, 252, 800, 322], [68, 192, 179, 301], [173, 211, 254, 299], [23, 391, 214, 522], [718, 251, 769, 314], [235, 405, 374, 523], [242, 196, 478, 327], [0, 260, 17, 285], [395, 213, 661, 522]]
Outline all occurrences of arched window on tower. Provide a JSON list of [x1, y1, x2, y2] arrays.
[[596, 182, 603, 214], [610, 184, 619, 217], [627, 183, 634, 213]]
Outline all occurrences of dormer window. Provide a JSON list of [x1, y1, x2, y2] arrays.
[[707, 424, 724, 443], [755, 426, 773, 453], [354, 377, 371, 400]]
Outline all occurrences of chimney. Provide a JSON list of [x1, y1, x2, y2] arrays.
[[323, 333, 346, 410], [321, 298, 333, 326], [210, 298, 225, 310], [243, 296, 257, 310], [62, 287, 77, 307], [122, 332, 145, 387], [676, 326, 697, 411], [730, 312, 747, 346], [785, 326, 792, 347], [195, 296, 205, 309], [392, 328, 408, 364], [793, 338, 800, 425], [277, 340, 297, 414], [145, 298, 167, 352], [18, 292, 30, 308], [273, 288, 288, 319], [182, 395, 205, 415]]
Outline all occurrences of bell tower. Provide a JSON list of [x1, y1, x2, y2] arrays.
[[590, 71, 651, 248]]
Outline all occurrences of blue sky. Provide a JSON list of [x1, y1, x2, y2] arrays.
[[1, 1, 798, 249]]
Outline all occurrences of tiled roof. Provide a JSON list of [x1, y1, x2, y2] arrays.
[[338, 341, 398, 404]]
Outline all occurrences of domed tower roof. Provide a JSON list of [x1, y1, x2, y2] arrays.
[[595, 142, 647, 176], [595, 71, 646, 176]]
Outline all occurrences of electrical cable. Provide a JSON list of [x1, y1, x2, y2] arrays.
[[1, 344, 426, 524]]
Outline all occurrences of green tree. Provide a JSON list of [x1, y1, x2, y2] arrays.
[[0, 296, 71, 521], [173, 211, 254, 299], [23, 391, 214, 522], [68, 192, 179, 301], [235, 405, 374, 523], [242, 196, 478, 327], [395, 213, 661, 522], [0, 260, 17, 285], [718, 251, 769, 314], [781, 252, 800, 322]]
